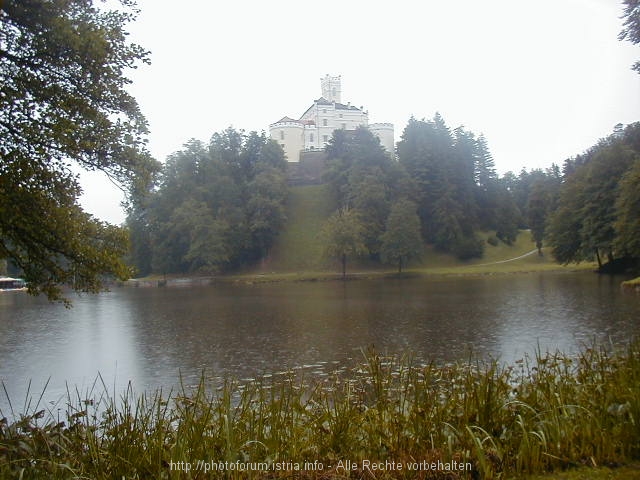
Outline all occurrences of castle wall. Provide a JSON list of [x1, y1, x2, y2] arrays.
[[299, 102, 368, 151], [269, 121, 304, 162], [369, 123, 395, 157]]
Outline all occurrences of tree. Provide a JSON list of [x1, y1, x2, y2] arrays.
[[547, 123, 640, 268], [526, 173, 560, 255], [615, 158, 640, 258], [379, 199, 423, 273], [474, 134, 497, 188], [619, 0, 640, 73], [324, 126, 408, 257], [1, 0, 158, 301], [547, 173, 587, 265], [321, 208, 367, 279], [397, 115, 481, 254], [493, 185, 521, 245], [129, 129, 288, 275]]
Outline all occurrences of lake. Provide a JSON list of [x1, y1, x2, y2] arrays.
[[1, 272, 638, 414]]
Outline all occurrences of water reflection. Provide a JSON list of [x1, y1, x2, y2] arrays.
[[0, 273, 638, 412]]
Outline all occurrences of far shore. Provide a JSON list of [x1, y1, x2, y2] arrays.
[[121, 260, 599, 288]]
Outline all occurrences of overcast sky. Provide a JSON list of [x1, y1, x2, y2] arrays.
[[81, 0, 640, 224]]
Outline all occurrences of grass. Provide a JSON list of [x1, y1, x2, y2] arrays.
[[262, 184, 335, 272], [2, 340, 639, 479]]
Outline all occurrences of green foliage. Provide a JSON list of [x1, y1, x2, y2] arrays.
[[321, 207, 367, 278], [526, 173, 561, 254], [548, 124, 640, 266], [397, 115, 457, 245], [397, 115, 503, 253], [0, 0, 159, 301], [619, 0, 640, 73], [474, 134, 497, 188], [325, 127, 409, 257], [128, 130, 288, 275], [452, 234, 485, 260], [379, 199, 423, 272], [615, 158, 640, 258]]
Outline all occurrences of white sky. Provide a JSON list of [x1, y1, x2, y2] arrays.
[[81, 0, 640, 224]]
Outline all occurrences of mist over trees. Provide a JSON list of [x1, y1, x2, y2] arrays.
[[324, 127, 411, 258], [318, 115, 526, 270], [396, 115, 522, 259], [126, 118, 640, 278], [126, 129, 288, 276]]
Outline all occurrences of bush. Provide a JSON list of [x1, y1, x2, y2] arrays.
[[454, 235, 485, 260], [487, 235, 499, 246]]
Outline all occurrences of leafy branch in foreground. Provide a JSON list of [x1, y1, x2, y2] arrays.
[[0, 0, 160, 301]]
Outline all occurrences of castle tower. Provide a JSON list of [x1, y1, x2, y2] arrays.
[[321, 74, 341, 103], [369, 123, 395, 157]]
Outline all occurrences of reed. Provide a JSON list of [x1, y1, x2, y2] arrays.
[[1, 340, 638, 479]]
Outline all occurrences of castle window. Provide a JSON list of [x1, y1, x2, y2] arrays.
[[310, 133, 314, 142], [280, 130, 284, 140], [322, 109, 326, 114], [322, 119, 327, 126], [339, 113, 343, 118], [281, 143, 285, 149], [341, 123, 346, 129], [323, 135, 328, 143]]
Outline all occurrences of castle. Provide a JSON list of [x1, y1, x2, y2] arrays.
[[269, 75, 394, 163]]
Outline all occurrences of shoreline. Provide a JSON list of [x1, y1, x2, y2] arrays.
[[121, 262, 598, 288]]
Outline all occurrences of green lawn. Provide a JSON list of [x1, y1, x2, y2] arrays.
[[261, 184, 335, 273]]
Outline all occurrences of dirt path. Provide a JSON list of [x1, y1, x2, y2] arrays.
[[470, 249, 539, 267]]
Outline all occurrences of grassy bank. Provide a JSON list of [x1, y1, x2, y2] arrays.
[[2, 341, 639, 479]]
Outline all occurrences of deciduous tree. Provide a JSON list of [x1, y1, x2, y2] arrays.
[[321, 208, 367, 279], [0, 0, 158, 301], [380, 199, 423, 273], [615, 159, 640, 258]]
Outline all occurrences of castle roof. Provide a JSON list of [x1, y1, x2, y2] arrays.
[[312, 97, 363, 111], [273, 116, 302, 124], [299, 98, 365, 119], [335, 102, 362, 111]]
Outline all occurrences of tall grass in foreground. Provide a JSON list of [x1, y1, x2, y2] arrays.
[[1, 341, 639, 479]]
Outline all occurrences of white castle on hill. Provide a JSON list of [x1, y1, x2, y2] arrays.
[[269, 75, 394, 162]]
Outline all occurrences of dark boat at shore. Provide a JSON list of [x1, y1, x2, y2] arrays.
[[0, 277, 26, 291]]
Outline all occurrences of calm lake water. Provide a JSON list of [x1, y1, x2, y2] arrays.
[[1, 272, 638, 414]]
